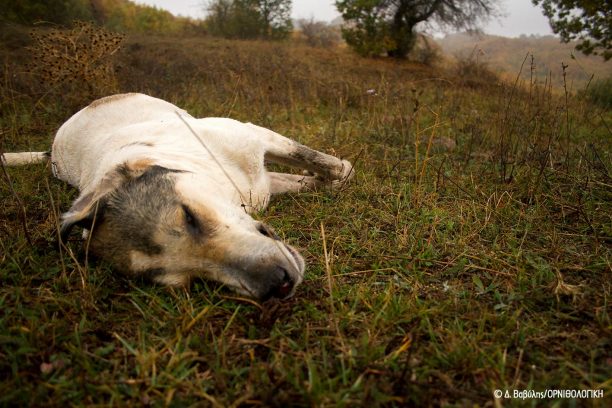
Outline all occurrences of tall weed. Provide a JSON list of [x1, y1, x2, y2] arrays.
[[26, 21, 123, 107]]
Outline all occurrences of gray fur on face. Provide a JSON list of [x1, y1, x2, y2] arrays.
[[89, 165, 185, 269], [112, 166, 182, 253]]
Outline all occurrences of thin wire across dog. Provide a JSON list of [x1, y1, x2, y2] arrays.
[[175, 111, 249, 206]]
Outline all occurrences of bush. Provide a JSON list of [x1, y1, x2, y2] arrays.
[[407, 34, 441, 66], [26, 21, 124, 106], [453, 46, 499, 87], [340, 19, 392, 57], [297, 18, 342, 48], [205, 0, 292, 40], [581, 77, 612, 109]]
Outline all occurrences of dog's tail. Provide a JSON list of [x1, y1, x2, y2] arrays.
[[0, 151, 50, 166]]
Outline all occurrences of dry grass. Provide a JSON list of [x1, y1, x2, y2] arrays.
[[0, 24, 610, 406]]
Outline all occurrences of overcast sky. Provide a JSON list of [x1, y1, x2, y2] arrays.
[[135, 0, 554, 38]]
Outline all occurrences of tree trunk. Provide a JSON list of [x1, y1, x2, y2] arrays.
[[387, 29, 416, 58], [387, 1, 417, 58]]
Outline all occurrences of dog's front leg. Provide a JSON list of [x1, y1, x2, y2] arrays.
[[246, 123, 354, 183]]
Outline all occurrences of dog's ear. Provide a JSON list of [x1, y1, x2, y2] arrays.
[[59, 159, 156, 242]]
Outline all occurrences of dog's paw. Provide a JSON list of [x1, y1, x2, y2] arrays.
[[301, 159, 354, 189], [326, 160, 353, 190], [338, 159, 354, 182]]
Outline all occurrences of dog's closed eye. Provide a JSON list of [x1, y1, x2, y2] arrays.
[[182, 204, 201, 236]]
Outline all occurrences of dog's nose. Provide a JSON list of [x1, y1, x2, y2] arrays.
[[262, 267, 294, 300]]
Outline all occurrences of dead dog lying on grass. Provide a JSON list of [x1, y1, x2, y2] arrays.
[[1, 93, 353, 300]]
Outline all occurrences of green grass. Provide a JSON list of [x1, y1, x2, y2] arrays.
[[1, 26, 610, 406]]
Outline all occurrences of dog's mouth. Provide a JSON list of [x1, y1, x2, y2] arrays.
[[284, 243, 305, 276]]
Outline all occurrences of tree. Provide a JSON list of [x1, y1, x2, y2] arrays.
[[335, 0, 498, 58], [0, 0, 93, 25], [257, 0, 292, 38], [532, 0, 611, 60], [205, 0, 292, 40]]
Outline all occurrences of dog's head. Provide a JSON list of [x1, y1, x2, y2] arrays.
[[60, 159, 305, 300]]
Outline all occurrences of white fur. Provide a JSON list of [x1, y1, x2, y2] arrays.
[[1, 152, 47, 166], [53, 94, 265, 207]]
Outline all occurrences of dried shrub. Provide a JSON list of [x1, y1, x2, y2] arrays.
[[407, 34, 442, 66], [453, 46, 499, 87], [27, 21, 124, 104], [297, 19, 342, 48]]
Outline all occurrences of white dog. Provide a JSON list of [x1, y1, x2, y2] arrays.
[[1, 93, 353, 300]]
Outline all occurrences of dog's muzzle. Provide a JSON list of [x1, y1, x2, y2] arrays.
[[252, 224, 304, 300]]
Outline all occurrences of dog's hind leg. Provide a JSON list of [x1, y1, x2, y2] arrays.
[[268, 172, 341, 194], [245, 123, 354, 183]]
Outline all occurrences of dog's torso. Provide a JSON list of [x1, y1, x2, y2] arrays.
[[52, 93, 271, 211]]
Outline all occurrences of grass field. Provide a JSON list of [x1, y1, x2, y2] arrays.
[[1, 25, 611, 406]]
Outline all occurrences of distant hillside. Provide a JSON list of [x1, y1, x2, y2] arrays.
[[0, 0, 203, 34], [435, 33, 611, 90]]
